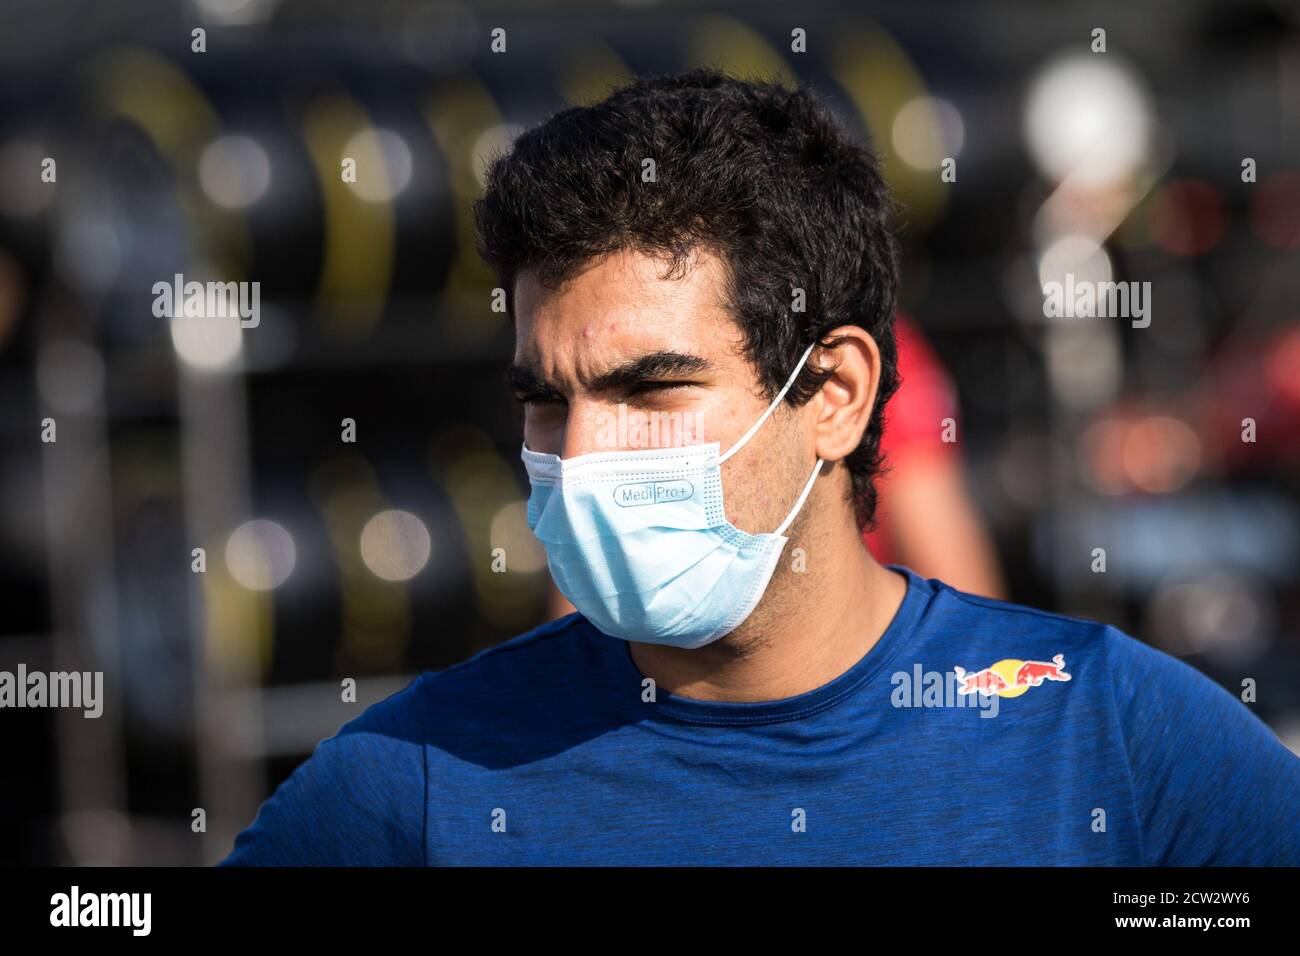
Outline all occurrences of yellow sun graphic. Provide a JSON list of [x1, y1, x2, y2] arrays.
[[988, 659, 1031, 698]]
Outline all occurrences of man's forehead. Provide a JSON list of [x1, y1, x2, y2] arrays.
[[510, 249, 745, 380], [516, 249, 732, 332]]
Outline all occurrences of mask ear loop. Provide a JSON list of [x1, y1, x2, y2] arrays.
[[774, 456, 824, 536], [718, 340, 820, 464]]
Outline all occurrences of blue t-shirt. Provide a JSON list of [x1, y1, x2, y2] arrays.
[[220, 567, 1300, 865]]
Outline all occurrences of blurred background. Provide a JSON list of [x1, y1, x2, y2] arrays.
[[1, 0, 1298, 865]]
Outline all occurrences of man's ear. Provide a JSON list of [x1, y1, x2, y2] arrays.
[[810, 326, 882, 463]]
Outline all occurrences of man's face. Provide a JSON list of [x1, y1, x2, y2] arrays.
[[508, 247, 817, 539]]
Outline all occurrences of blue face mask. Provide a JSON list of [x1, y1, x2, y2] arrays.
[[521, 342, 823, 649]]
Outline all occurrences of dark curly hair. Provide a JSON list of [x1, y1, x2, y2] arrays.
[[474, 68, 901, 530]]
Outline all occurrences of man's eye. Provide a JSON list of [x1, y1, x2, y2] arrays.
[[515, 394, 565, 407]]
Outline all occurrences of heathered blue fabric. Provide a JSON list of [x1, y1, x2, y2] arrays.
[[220, 566, 1300, 866]]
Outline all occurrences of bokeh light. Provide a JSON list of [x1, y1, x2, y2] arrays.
[[342, 128, 413, 202], [226, 519, 297, 590], [170, 314, 244, 370], [199, 134, 272, 209], [359, 509, 431, 581], [1024, 52, 1152, 189], [892, 96, 964, 170]]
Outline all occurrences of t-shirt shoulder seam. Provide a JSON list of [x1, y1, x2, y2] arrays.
[[325, 618, 585, 745], [939, 584, 1113, 633], [418, 613, 588, 686]]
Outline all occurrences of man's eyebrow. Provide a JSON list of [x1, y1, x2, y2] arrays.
[[505, 351, 713, 398], [586, 351, 712, 393], [504, 363, 565, 400]]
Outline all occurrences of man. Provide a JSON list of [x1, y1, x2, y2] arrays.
[[222, 70, 1300, 866]]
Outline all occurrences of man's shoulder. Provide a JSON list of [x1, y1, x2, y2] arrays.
[[219, 614, 601, 865], [418, 612, 599, 704], [909, 571, 1241, 710], [904, 572, 1258, 723], [337, 613, 605, 741], [915, 576, 1300, 863], [336, 611, 590, 721], [912, 573, 1114, 668]]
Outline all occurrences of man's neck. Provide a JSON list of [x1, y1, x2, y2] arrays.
[[627, 526, 908, 703]]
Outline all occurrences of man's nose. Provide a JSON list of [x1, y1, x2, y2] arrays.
[[558, 400, 611, 459]]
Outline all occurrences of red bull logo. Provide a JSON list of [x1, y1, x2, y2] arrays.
[[954, 654, 1071, 698]]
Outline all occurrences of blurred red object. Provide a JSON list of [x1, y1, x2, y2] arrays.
[[864, 315, 1006, 598]]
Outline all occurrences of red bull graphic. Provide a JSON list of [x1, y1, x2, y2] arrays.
[[953, 668, 1008, 695], [954, 654, 1072, 698]]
